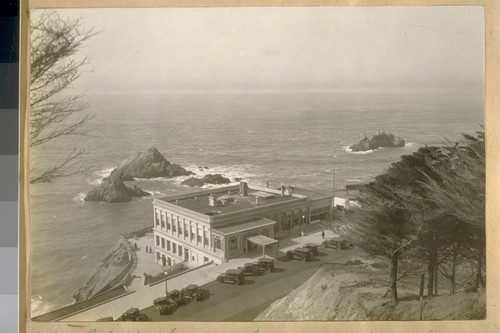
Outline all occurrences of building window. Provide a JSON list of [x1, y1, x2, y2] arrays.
[[172, 223, 176, 233], [167, 240, 171, 251], [161, 215, 165, 229], [184, 222, 188, 238], [156, 235, 160, 246], [178, 245, 182, 256], [214, 236, 222, 250], [172, 242, 176, 254], [156, 252, 160, 261], [204, 256, 209, 263], [204, 231, 209, 246], [167, 220, 171, 231], [155, 212, 160, 228], [229, 237, 237, 250], [197, 233, 202, 243], [161, 238, 165, 249]]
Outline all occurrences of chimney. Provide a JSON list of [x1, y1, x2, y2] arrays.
[[266, 181, 269, 188], [281, 185, 285, 197], [239, 181, 248, 197], [209, 193, 216, 207]]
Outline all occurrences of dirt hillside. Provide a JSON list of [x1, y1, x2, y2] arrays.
[[255, 257, 485, 321]]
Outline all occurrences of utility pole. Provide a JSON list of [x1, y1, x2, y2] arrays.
[[164, 270, 168, 298], [332, 155, 337, 197]]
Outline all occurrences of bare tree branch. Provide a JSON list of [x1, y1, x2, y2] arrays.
[[30, 11, 98, 183]]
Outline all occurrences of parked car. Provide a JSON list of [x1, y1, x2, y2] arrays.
[[167, 289, 189, 306], [256, 257, 275, 273], [322, 239, 350, 250], [117, 307, 150, 321], [153, 296, 177, 315], [286, 247, 313, 262], [240, 262, 261, 276], [304, 243, 319, 256], [181, 284, 210, 301], [217, 268, 245, 285]]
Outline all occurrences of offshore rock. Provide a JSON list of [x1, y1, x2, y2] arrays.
[[180, 174, 231, 187], [84, 176, 150, 203], [110, 147, 193, 180], [350, 131, 405, 152]]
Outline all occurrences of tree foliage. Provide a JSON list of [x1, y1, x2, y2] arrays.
[[30, 11, 96, 183], [343, 131, 485, 300]]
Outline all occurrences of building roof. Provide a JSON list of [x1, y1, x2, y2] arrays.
[[212, 218, 276, 236], [246, 235, 279, 247], [163, 188, 300, 215], [291, 187, 330, 199]]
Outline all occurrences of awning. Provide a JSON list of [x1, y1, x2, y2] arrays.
[[246, 235, 279, 247], [212, 218, 276, 236]]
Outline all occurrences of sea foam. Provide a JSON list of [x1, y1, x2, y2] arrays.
[[343, 146, 378, 154], [87, 167, 115, 185], [31, 295, 55, 318]]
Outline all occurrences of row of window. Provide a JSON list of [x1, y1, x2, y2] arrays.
[[156, 234, 185, 257], [154, 209, 210, 247]]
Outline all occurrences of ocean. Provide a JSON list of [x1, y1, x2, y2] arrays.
[[29, 89, 483, 316]]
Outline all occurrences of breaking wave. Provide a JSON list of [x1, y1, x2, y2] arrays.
[[31, 295, 56, 318], [343, 146, 379, 154], [72, 192, 86, 203], [87, 167, 115, 185]]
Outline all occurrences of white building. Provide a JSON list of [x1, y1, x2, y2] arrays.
[[153, 182, 333, 267]]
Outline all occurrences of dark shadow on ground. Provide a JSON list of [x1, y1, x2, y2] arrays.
[[241, 279, 256, 285], [270, 267, 285, 273]]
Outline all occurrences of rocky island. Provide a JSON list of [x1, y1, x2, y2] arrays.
[[85, 147, 194, 203], [180, 173, 231, 187], [110, 147, 193, 181], [84, 176, 150, 203], [350, 131, 405, 152]]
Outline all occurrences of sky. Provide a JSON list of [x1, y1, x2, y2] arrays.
[[33, 6, 484, 93]]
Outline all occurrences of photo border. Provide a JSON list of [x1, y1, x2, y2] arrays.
[[19, 1, 499, 332]]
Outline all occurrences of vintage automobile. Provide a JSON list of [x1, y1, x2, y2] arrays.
[[286, 247, 313, 262], [153, 296, 178, 315], [216, 268, 245, 285], [239, 263, 261, 276], [256, 257, 275, 273], [322, 239, 350, 250], [167, 289, 189, 306], [304, 243, 319, 256], [181, 284, 210, 301], [117, 307, 150, 321]]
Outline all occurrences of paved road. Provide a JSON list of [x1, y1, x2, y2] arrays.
[[141, 245, 365, 321]]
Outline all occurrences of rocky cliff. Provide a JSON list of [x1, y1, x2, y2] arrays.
[[84, 176, 150, 203], [73, 240, 132, 303], [350, 131, 405, 152], [180, 174, 231, 187], [110, 147, 193, 180]]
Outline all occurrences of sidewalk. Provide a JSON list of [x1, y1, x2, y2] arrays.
[[62, 223, 340, 321]]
